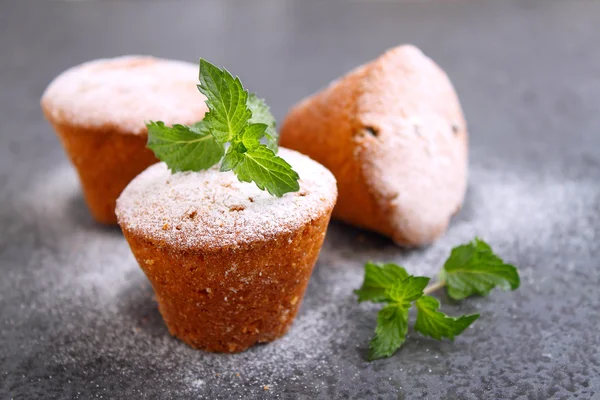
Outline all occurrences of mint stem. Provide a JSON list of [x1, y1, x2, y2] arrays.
[[423, 280, 446, 295]]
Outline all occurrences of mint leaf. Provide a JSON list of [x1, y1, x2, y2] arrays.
[[369, 305, 409, 360], [241, 123, 268, 151], [440, 238, 520, 300], [232, 145, 300, 197], [386, 276, 430, 308], [414, 295, 479, 340], [248, 93, 278, 151], [197, 59, 250, 143], [367, 275, 429, 359], [146, 121, 224, 172], [220, 146, 243, 172], [354, 262, 409, 303]]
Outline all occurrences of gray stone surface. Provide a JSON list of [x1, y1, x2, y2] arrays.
[[1, 0, 599, 398]]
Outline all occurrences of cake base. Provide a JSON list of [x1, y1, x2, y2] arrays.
[[121, 211, 332, 353], [49, 120, 157, 224]]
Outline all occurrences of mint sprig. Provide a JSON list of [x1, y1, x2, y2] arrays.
[[146, 59, 299, 197], [355, 238, 520, 360]]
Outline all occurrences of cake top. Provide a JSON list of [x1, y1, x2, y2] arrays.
[[41, 56, 208, 135], [116, 148, 337, 250]]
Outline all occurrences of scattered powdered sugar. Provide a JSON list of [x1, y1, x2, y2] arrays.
[[41, 56, 208, 134], [116, 148, 337, 250], [10, 165, 136, 311], [7, 153, 599, 398]]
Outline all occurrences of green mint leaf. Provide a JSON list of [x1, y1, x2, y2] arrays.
[[441, 238, 520, 300], [241, 123, 268, 151], [146, 121, 224, 172], [369, 305, 409, 360], [220, 146, 243, 172], [386, 276, 430, 308], [367, 275, 428, 359], [197, 59, 251, 143], [354, 262, 409, 303], [232, 145, 300, 197], [248, 93, 278, 151], [414, 295, 479, 340]]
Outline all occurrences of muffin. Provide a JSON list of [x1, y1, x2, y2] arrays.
[[280, 45, 468, 247], [41, 56, 208, 224], [116, 148, 337, 352]]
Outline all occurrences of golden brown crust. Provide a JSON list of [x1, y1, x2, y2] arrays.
[[120, 209, 333, 353], [44, 112, 157, 224], [280, 66, 393, 238], [280, 45, 468, 247]]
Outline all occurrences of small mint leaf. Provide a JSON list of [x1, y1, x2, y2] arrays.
[[220, 146, 243, 172], [354, 262, 410, 303], [441, 238, 520, 300], [197, 59, 251, 143], [386, 276, 430, 308], [248, 93, 278, 151], [242, 123, 268, 151], [368, 305, 409, 360], [146, 121, 224, 172], [232, 145, 300, 197], [367, 275, 428, 359], [414, 295, 479, 340]]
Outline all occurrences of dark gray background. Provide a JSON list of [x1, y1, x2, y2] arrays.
[[1, 0, 599, 399]]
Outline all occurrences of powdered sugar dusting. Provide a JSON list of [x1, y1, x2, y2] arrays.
[[7, 154, 599, 398], [358, 45, 468, 244], [41, 55, 208, 134], [116, 148, 337, 249]]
